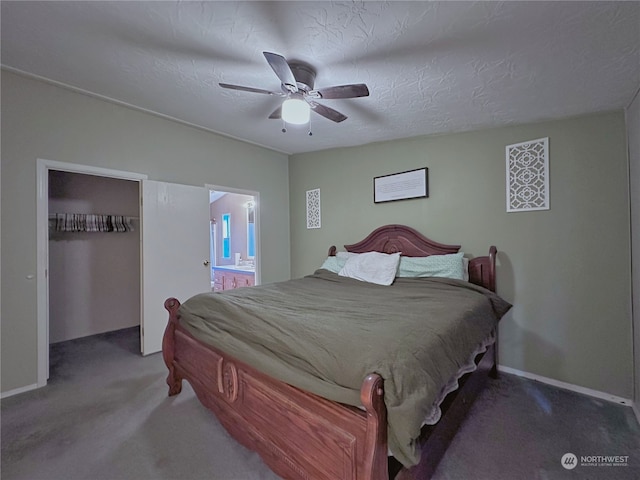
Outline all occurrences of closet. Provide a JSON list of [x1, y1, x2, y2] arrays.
[[48, 170, 140, 344]]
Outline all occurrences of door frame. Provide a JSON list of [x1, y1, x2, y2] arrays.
[[206, 184, 261, 286], [36, 159, 147, 387]]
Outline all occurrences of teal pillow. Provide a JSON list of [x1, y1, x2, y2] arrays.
[[319, 255, 348, 273], [398, 252, 465, 280]]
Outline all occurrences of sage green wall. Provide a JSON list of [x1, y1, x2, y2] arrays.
[[289, 111, 632, 398], [1, 71, 290, 393]]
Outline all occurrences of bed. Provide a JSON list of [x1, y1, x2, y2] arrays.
[[162, 224, 511, 479]]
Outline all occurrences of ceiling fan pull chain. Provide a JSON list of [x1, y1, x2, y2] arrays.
[[281, 118, 287, 133]]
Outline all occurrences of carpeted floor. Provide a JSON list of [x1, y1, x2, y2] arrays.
[[2, 327, 639, 480]]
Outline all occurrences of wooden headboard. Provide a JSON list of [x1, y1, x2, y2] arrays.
[[328, 224, 497, 292]]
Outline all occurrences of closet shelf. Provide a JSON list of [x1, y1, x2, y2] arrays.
[[49, 213, 137, 233]]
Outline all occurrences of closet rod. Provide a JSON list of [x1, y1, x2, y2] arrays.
[[48, 214, 139, 219]]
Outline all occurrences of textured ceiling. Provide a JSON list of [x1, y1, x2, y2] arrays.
[[2, 1, 639, 155]]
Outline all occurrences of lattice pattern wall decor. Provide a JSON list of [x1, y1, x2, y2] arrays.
[[306, 188, 321, 229], [506, 137, 549, 212]]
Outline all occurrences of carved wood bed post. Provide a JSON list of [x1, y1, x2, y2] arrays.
[[487, 246, 499, 379], [491, 328, 500, 379], [488, 245, 497, 293], [360, 374, 389, 480], [163, 297, 183, 396]]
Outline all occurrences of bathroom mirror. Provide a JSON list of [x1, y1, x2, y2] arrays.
[[247, 202, 255, 259]]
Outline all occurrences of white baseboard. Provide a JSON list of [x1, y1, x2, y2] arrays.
[[497, 365, 633, 406], [0, 383, 38, 399]]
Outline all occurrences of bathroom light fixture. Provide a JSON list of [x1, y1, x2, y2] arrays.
[[281, 98, 310, 125]]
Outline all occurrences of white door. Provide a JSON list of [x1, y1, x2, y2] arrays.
[[141, 180, 211, 355]]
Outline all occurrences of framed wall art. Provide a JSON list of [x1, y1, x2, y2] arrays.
[[374, 167, 428, 203]]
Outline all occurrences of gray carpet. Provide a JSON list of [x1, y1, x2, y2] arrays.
[[2, 327, 639, 480]]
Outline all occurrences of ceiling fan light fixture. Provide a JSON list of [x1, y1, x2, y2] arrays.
[[220, 52, 368, 126], [281, 98, 310, 125]]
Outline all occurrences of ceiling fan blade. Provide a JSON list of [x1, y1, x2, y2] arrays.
[[263, 52, 298, 92], [308, 101, 347, 123], [219, 83, 283, 96], [268, 106, 282, 119], [313, 84, 370, 99]]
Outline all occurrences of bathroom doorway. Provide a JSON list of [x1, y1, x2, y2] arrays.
[[209, 188, 260, 291]]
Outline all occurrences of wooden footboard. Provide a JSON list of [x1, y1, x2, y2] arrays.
[[163, 297, 388, 480], [163, 298, 497, 480]]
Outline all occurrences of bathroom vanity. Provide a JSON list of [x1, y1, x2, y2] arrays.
[[212, 266, 255, 291]]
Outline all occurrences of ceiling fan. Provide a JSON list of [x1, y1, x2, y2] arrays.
[[219, 52, 369, 126]]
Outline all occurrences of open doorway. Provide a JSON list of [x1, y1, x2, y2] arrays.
[[36, 159, 148, 388], [209, 189, 259, 291], [48, 170, 141, 346]]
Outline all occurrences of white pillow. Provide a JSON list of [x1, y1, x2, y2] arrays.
[[338, 251, 401, 286], [336, 251, 359, 261]]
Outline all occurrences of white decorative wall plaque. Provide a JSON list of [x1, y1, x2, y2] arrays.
[[506, 137, 549, 212], [306, 188, 321, 229]]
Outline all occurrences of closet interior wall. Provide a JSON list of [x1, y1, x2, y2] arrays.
[[48, 171, 140, 343]]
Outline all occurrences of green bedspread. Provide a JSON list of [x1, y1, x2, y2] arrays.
[[177, 269, 512, 466]]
